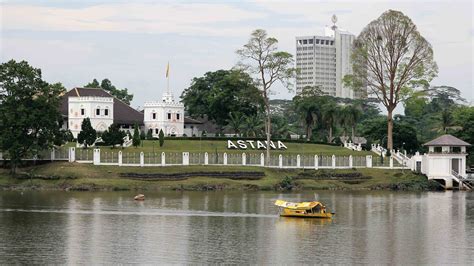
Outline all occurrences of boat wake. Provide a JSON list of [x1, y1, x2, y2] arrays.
[[0, 208, 276, 218]]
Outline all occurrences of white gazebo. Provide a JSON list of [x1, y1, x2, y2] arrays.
[[420, 134, 471, 189]]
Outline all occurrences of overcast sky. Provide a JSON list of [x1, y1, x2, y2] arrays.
[[1, 0, 473, 110]]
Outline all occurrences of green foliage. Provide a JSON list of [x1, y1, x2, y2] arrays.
[[241, 114, 264, 138], [101, 123, 125, 147], [452, 106, 474, 165], [77, 118, 97, 148], [85, 78, 133, 105], [360, 116, 420, 154], [159, 129, 165, 147], [132, 124, 141, 147], [181, 69, 263, 127], [278, 176, 295, 191], [0, 60, 65, 173], [225, 112, 245, 136], [146, 129, 153, 140], [140, 130, 146, 140], [365, 138, 372, 151]]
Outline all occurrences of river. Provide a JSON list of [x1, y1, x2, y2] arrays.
[[0, 191, 472, 264]]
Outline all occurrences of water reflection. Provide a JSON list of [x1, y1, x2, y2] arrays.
[[0, 191, 472, 264]]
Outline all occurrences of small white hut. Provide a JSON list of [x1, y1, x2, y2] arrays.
[[419, 134, 471, 189]]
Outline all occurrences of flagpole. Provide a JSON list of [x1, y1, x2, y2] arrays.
[[166, 62, 170, 94]]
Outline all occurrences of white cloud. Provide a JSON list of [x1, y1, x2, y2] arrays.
[[1, 2, 266, 36]]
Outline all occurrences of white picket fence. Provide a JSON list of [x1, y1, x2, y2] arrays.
[[0, 147, 408, 169]]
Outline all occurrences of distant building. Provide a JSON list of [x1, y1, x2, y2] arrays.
[[60, 87, 143, 138], [143, 91, 184, 137], [295, 15, 365, 99]]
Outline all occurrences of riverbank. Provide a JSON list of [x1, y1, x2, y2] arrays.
[[0, 162, 441, 191]]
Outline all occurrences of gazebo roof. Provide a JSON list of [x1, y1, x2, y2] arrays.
[[423, 134, 471, 147]]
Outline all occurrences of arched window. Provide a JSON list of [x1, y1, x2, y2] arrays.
[[152, 110, 156, 120], [155, 128, 159, 134], [104, 107, 109, 116], [96, 106, 101, 116]]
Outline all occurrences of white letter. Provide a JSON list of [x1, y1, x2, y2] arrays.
[[277, 141, 287, 150], [266, 140, 276, 149], [237, 140, 247, 149], [257, 141, 266, 149], [227, 140, 238, 149], [246, 140, 255, 149]]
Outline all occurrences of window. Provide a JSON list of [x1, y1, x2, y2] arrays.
[[176, 113, 180, 120], [104, 109, 109, 116], [168, 113, 171, 120], [309, 39, 313, 44], [450, 147, 461, 153], [81, 109, 85, 116], [96, 109, 100, 115], [152, 113, 156, 119], [155, 128, 159, 134], [303, 40, 307, 44], [434, 146, 442, 153]]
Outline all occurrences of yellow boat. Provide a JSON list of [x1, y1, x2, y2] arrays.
[[274, 200, 334, 218]]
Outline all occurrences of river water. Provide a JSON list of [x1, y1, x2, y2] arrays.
[[0, 191, 472, 264]]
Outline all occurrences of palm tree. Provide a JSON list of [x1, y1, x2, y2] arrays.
[[242, 114, 264, 138], [344, 104, 362, 139], [295, 100, 320, 141], [321, 102, 338, 143], [225, 112, 245, 137], [271, 116, 291, 138]]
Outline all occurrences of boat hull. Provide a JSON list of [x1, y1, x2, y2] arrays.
[[280, 213, 334, 218]]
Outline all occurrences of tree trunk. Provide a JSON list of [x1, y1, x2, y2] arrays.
[[328, 126, 333, 143], [387, 110, 393, 150], [351, 126, 355, 139], [265, 100, 271, 166], [306, 125, 312, 141]]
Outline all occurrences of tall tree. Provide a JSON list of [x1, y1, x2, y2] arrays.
[[293, 86, 324, 141], [77, 118, 97, 148], [85, 78, 133, 105], [237, 29, 296, 163], [158, 129, 165, 147], [0, 60, 65, 174], [181, 69, 263, 128], [348, 10, 438, 150]]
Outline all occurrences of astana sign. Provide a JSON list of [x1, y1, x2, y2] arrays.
[[227, 140, 288, 150]]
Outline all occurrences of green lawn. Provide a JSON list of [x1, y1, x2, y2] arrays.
[[66, 139, 373, 156]]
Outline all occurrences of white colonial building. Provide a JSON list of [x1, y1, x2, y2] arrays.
[[60, 87, 144, 138], [143, 91, 184, 137], [411, 134, 471, 189]]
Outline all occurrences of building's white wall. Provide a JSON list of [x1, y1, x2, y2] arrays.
[[143, 93, 184, 137], [68, 97, 114, 138], [423, 153, 468, 179]]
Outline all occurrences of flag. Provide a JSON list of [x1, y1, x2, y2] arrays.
[[166, 62, 170, 78]]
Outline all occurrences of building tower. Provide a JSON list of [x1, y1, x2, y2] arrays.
[[143, 64, 184, 136], [295, 15, 365, 99]]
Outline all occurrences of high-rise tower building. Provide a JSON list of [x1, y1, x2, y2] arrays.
[[295, 15, 365, 99]]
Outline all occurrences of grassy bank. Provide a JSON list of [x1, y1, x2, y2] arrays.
[[0, 162, 441, 192], [67, 139, 373, 156]]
